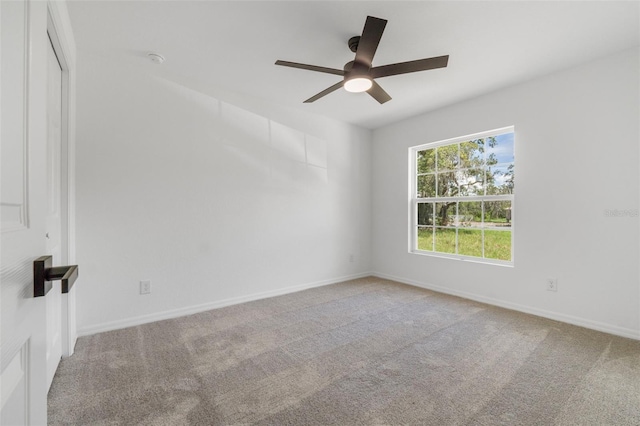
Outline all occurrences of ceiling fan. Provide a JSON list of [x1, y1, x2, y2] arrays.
[[275, 15, 449, 104]]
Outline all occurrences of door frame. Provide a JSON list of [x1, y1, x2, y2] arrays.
[[46, 0, 77, 357]]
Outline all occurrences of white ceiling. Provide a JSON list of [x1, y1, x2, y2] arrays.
[[67, 1, 639, 129]]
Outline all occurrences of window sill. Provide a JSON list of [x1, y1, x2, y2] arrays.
[[409, 249, 514, 268]]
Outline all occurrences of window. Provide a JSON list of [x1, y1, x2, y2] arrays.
[[410, 127, 514, 264]]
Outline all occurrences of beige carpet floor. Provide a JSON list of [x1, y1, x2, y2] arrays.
[[48, 277, 640, 425]]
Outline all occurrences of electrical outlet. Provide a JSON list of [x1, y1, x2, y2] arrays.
[[140, 280, 151, 295], [546, 278, 558, 292]]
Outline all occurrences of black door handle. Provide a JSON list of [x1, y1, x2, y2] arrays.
[[33, 255, 78, 297]]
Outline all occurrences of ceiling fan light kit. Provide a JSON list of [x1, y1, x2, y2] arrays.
[[344, 77, 372, 93], [275, 15, 449, 104]]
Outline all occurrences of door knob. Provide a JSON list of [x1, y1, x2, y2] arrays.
[[33, 255, 78, 297]]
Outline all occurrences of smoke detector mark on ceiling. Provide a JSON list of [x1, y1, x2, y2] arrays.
[[147, 52, 165, 64]]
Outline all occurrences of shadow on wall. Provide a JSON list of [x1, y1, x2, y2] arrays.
[[153, 76, 329, 188]]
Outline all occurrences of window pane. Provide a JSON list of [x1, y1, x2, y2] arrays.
[[435, 228, 456, 254], [486, 132, 515, 165], [435, 202, 456, 227], [436, 144, 458, 171], [484, 230, 511, 261], [437, 171, 458, 197], [417, 203, 434, 225], [458, 229, 483, 257], [417, 174, 436, 198], [459, 140, 484, 168], [417, 227, 434, 251], [484, 201, 512, 228], [458, 201, 482, 227], [486, 163, 514, 195], [417, 149, 435, 173], [457, 169, 484, 196]]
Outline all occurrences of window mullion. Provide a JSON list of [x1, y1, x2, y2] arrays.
[[416, 195, 512, 203], [435, 148, 438, 197]]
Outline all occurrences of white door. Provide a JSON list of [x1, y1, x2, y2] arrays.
[[1, 1, 62, 424], [45, 34, 64, 391]]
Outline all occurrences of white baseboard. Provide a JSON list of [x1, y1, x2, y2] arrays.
[[371, 271, 640, 341], [77, 272, 371, 337], [79, 271, 639, 341]]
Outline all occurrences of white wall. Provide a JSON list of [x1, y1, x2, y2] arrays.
[[372, 48, 640, 339], [76, 46, 639, 339], [75, 53, 372, 334]]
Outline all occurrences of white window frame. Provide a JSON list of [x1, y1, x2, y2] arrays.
[[408, 126, 515, 266]]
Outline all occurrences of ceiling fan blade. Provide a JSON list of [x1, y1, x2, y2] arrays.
[[354, 16, 387, 68], [303, 81, 344, 103], [275, 60, 345, 76], [367, 80, 392, 104], [371, 55, 449, 79]]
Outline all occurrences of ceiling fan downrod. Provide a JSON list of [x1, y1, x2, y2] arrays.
[[348, 36, 360, 53]]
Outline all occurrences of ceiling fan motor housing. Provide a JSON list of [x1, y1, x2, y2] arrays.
[[344, 60, 369, 79]]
